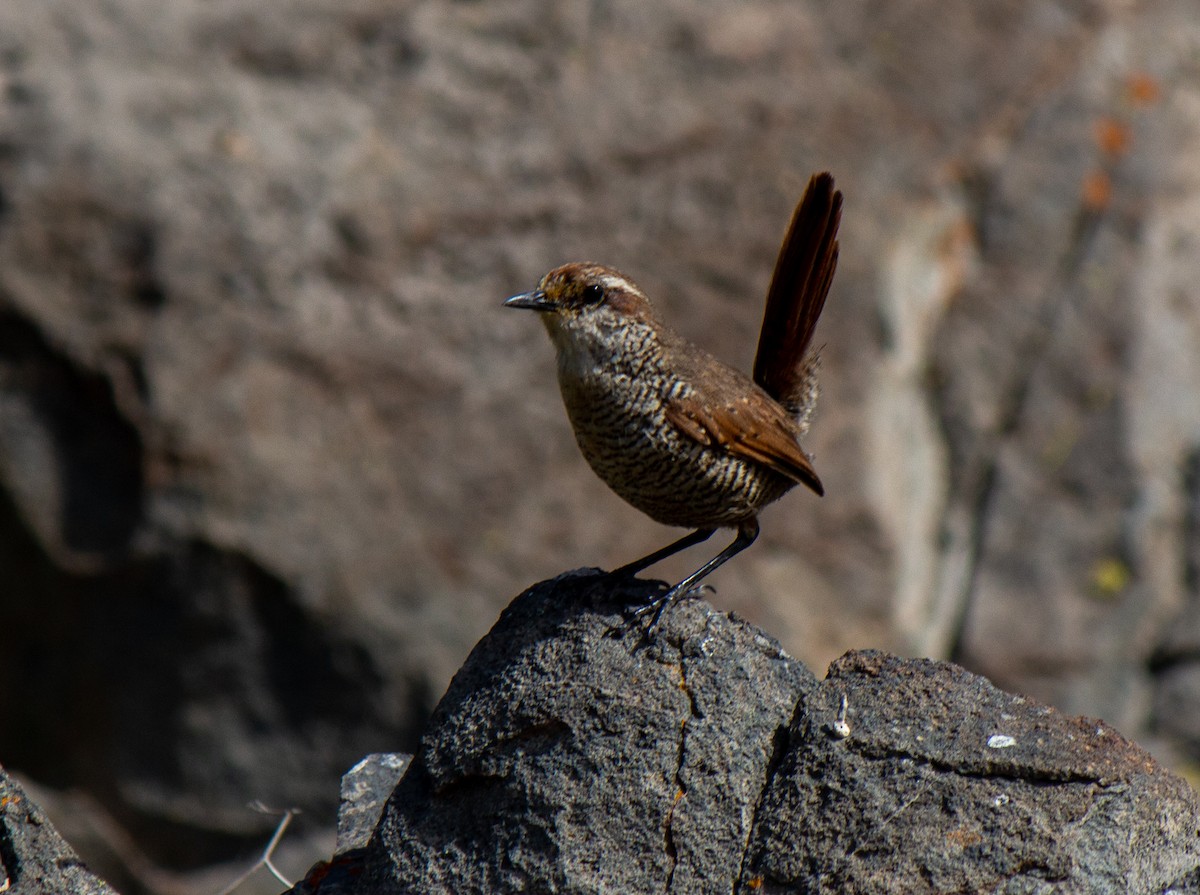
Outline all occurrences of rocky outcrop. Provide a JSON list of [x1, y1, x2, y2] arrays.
[[4, 571, 1199, 893], [297, 573, 1200, 894]]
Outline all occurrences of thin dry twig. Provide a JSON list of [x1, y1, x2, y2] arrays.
[[215, 803, 300, 895]]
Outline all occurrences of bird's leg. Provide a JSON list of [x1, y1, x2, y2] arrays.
[[611, 527, 717, 578], [640, 519, 761, 631]]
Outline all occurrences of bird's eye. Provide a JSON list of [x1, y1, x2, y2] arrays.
[[581, 284, 605, 305]]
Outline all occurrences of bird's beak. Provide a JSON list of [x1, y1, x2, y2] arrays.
[[503, 289, 555, 312]]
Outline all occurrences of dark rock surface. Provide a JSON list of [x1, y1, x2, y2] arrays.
[[0, 763, 118, 895], [365, 570, 816, 894], [745, 651, 1200, 894], [313, 573, 1200, 894]]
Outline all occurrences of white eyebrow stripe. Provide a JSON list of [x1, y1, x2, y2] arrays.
[[598, 273, 643, 297]]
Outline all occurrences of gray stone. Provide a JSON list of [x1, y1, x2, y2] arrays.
[[742, 651, 1200, 894], [363, 570, 815, 894], [337, 753, 410, 853], [310, 574, 1200, 894], [0, 764, 117, 895]]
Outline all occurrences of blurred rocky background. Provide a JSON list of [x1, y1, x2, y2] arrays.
[[0, 0, 1198, 892]]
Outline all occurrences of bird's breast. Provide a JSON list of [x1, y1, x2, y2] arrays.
[[552, 338, 792, 528]]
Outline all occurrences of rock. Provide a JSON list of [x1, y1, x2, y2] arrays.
[[0, 764, 117, 895], [337, 753, 411, 854], [362, 570, 816, 894], [744, 651, 1200, 893], [283, 754, 411, 895], [307, 573, 1200, 894]]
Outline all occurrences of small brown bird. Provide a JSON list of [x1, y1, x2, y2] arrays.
[[505, 173, 842, 623]]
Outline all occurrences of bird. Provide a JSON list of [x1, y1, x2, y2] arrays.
[[504, 172, 842, 626]]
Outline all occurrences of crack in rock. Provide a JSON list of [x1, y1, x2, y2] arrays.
[[663, 653, 699, 893]]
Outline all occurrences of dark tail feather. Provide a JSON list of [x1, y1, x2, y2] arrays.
[[751, 173, 842, 410]]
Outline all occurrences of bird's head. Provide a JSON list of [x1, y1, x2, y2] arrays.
[[504, 263, 658, 349]]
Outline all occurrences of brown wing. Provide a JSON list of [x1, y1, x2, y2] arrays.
[[664, 383, 824, 496], [752, 173, 842, 408]]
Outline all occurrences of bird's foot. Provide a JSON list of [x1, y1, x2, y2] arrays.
[[627, 581, 715, 641], [603, 576, 716, 643], [601, 583, 670, 642], [631, 590, 674, 630]]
